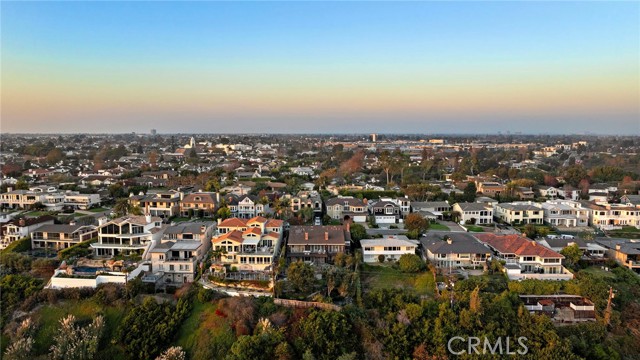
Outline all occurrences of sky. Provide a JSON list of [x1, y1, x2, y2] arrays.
[[1, 1, 639, 135]]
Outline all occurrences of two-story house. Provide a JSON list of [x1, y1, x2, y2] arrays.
[[91, 215, 165, 258], [452, 202, 493, 225], [211, 216, 284, 272], [423, 232, 491, 268], [494, 202, 544, 225], [361, 235, 419, 263], [0, 216, 56, 249], [287, 225, 350, 264], [236, 195, 269, 219], [595, 238, 640, 273], [325, 196, 368, 223], [146, 221, 215, 285], [31, 224, 98, 251], [0, 190, 46, 210], [477, 182, 505, 198], [475, 233, 572, 280], [585, 203, 640, 230], [130, 191, 182, 219], [64, 192, 101, 210], [288, 191, 323, 217], [180, 192, 219, 218], [371, 200, 401, 224], [539, 200, 589, 227]]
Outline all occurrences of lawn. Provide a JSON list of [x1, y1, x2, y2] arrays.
[[465, 225, 485, 232], [580, 266, 616, 279], [429, 223, 450, 231], [361, 264, 435, 296], [608, 226, 640, 239], [24, 211, 53, 217], [89, 207, 109, 213]]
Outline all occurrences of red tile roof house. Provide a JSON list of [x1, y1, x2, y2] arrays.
[[474, 233, 574, 281]]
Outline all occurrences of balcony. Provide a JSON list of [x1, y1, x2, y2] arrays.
[[627, 260, 640, 268]]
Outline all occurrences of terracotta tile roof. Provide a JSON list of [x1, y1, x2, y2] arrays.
[[247, 216, 267, 224], [218, 218, 248, 228], [474, 233, 564, 258], [212, 230, 244, 244], [266, 219, 284, 228], [242, 227, 262, 236]]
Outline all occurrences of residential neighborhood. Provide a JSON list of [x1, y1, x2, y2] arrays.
[[2, 132, 640, 359]]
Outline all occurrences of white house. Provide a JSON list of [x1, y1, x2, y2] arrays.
[[452, 202, 493, 225], [91, 215, 165, 258], [361, 235, 419, 263]]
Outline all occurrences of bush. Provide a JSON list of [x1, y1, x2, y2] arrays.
[[58, 237, 97, 260], [378, 254, 386, 263], [398, 254, 425, 273], [197, 287, 214, 303]]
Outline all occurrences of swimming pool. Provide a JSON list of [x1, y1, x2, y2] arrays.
[[73, 266, 107, 274]]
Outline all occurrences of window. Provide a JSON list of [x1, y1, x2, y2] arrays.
[[169, 265, 174, 271], [159, 254, 164, 260]]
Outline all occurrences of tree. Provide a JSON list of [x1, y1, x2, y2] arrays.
[[378, 254, 386, 263], [404, 213, 429, 234], [155, 347, 186, 360], [523, 224, 538, 239], [286, 261, 315, 294], [46, 148, 64, 165], [112, 198, 132, 217], [398, 254, 425, 272], [463, 182, 477, 202], [349, 223, 367, 243], [560, 244, 582, 269], [50, 314, 105, 360], [15, 179, 29, 190], [216, 207, 231, 220], [563, 165, 588, 187]]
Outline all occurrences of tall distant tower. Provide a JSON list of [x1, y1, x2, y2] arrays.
[[151, 129, 157, 135], [190, 137, 196, 148], [369, 133, 378, 142]]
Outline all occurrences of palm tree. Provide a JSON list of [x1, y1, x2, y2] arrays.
[[211, 247, 227, 263], [112, 198, 131, 217]]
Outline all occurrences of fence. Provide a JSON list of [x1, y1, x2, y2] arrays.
[[274, 298, 341, 311]]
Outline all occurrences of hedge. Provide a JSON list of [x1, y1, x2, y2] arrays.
[[58, 237, 98, 260]]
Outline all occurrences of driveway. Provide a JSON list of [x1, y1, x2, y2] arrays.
[[439, 221, 467, 232]]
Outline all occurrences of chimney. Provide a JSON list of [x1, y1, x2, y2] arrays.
[[7, 187, 12, 192], [616, 244, 621, 251], [145, 214, 152, 223], [216, 192, 220, 202], [325, 231, 329, 241], [217, 218, 222, 225], [98, 217, 107, 226], [346, 222, 350, 233], [69, 220, 76, 226], [304, 232, 309, 241], [18, 218, 26, 227], [447, 238, 452, 245]]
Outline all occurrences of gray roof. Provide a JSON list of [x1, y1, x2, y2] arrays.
[[422, 232, 490, 255], [164, 222, 214, 235], [595, 238, 640, 255], [455, 202, 491, 212], [543, 238, 587, 249], [34, 224, 94, 234], [497, 204, 540, 211]]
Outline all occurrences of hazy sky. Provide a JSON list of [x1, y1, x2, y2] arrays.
[[2, 2, 639, 134]]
